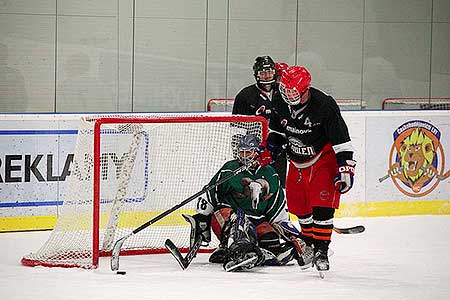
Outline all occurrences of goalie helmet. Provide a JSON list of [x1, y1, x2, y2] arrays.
[[279, 66, 311, 106], [253, 56, 276, 89], [237, 134, 260, 166]]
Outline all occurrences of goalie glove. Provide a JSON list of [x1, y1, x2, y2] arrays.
[[334, 159, 356, 194], [256, 133, 286, 166]]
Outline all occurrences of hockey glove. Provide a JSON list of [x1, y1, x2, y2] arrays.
[[257, 142, 273, 167], [334, 160, 356, 194]]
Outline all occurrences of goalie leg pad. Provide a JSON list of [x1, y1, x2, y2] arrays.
[[223, 209, 264, 271], [211, 207, 233, 242]]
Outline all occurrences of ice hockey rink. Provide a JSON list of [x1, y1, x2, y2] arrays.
[[0, 215, 448, 300]]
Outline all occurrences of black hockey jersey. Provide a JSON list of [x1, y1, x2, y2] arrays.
[[232, 84, 279, 124], [270, 87, 353, 164]]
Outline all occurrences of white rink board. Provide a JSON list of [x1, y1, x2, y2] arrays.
[[0, 111, 449, 226]]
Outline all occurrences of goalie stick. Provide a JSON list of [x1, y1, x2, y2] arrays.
[[110, 163, 250, 271], [165, 236, 202, 270], [165, 214, 203, 270], [163, 225, 364, 271]]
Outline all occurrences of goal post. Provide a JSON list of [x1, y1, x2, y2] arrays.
[[21, 114, 268, 269]]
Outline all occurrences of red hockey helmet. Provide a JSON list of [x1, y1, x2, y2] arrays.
[[275, 62, 289, 77], [279, 66, 311, 105]]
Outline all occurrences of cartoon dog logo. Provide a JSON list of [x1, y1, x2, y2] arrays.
[[379, 120, 449, 197]]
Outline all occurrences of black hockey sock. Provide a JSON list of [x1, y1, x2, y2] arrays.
[[297, 214, 313, 246], [312, 207, 334, 252]]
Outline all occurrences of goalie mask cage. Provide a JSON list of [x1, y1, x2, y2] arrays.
[[21, 114, 268, 269]]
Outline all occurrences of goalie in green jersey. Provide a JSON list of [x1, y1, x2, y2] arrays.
[[187, 134, 313, 271]]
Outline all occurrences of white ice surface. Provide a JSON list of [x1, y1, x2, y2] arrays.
[[1, 215, 449, 300]]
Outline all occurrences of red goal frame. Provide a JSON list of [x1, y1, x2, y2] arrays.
[[22, 115, 268, 268]]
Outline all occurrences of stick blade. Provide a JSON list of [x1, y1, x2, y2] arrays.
[[110, 237, 127, 271], [334, 225, 365, 234], [165, 239, 187, 270]]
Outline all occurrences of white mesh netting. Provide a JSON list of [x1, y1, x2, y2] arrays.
[[22, 114, 267, 268]]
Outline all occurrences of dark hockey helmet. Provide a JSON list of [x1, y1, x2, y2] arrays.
[[237, 134, 260, 166], [279, 65, 311, 105], [253, 56, 276, 89]]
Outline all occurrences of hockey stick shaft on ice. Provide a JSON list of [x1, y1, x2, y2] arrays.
[[333, 225, 365, 234], [110, 164, 249, 271]]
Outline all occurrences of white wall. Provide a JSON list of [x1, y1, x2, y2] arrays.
[[0, 0, 449, 113]]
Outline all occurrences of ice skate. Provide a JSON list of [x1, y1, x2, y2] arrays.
[[209, 243, 228, 263], [313, 249, 329, 278], [223, 240, 264, 272]]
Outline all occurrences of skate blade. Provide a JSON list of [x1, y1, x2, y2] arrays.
[[319, 271, 325, 279], [316, 267, 329, 279], [224, 256, 258, 272], [299, 262, 313, 270]]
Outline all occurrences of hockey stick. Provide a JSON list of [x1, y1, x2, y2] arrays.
[[379, 167, 403, 183], [164, 214, 204, 270], [165, 236, 202, 270], [379, 166, 447, 183], [333, 225, 365, 234], [110, 163, 249, 271]]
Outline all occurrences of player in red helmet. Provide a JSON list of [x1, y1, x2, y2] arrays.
[[278, 66, 311, 105], [270, 65, 356, 275], [274, 62, 289, 83]]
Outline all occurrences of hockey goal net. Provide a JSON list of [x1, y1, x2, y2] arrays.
[[21, 114, 268, 269], [382, 98, 450, 110], [207, 98, 365, 111]]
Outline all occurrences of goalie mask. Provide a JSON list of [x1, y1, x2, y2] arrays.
[[279, 66, 311, 106], [237, 134, 260, 166], [253, 56, 276, 90]]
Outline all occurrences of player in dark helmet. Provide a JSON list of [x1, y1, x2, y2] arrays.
[[232, 56, 288, 188], [252, 56, 276, 91]]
